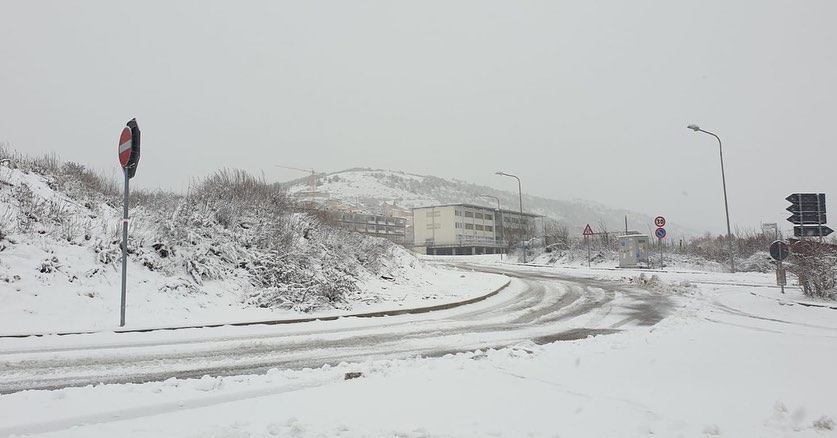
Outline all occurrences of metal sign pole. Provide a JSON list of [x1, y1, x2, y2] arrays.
[[770, 240, 788, 293], [798, 194, 805, 243], [778, 253, 785, 294], [120, 167, 129, 327], [116, 119, 140, 328], [586, 235, 590, 267], [817, 193, 823, 243], [659, 237, 663, 269]]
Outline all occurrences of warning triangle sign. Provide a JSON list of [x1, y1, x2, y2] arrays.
[[583, 224, 594, 236]]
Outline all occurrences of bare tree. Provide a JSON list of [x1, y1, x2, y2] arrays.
[[543, 219, 570, 249], [597, 219, 611, 248], [501, 221, 537, 256]]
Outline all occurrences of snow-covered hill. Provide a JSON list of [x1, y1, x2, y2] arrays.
[[0, 160, 505, 334], [284, 168, 700, 238]]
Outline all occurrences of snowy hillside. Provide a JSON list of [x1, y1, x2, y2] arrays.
[[285, 168, 699, 238], [0, 159, 506, 334]]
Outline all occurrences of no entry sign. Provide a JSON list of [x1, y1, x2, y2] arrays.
[[118, 119, 141, 179], [118, 127, 132, 167]]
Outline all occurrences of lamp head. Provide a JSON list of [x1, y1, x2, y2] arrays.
[[495, 171, 504, 176], [687, 124, 700, 132]]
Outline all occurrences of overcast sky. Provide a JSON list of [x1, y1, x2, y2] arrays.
[[2, 1, 835, 234]]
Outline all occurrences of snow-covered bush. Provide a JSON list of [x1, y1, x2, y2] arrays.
[[142, 169, 403, 310], [54, 162, 120, 205], [787, 240, 837, 300], [737, 251, 774, 274], [682, 229, 774, 272]]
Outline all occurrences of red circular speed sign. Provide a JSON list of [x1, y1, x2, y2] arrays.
[[654, 216, 666, 227], [118, 127, 132, 167]]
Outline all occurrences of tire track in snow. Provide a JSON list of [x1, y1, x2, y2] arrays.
[[0, 263, 674, 394]]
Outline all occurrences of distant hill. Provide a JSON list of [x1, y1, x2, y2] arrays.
[[280, 168, 700, 239]]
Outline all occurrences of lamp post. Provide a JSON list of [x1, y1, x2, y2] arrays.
[[495, 171, 526, 263], [687, 124, 735, 273], [479, 194, 502, 259]]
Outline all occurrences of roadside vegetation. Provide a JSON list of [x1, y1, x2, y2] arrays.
[[0, 145, 401, 312], [536, 219, 836, 299]]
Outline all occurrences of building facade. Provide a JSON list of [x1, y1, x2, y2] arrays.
[[331, 212, 408, 244], [412, 203, 540, 255]]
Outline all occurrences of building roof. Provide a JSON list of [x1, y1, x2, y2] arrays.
[[411, 203, 542, 218]]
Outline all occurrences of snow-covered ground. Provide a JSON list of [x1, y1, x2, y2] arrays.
[[0, 247, 506, 335], [2, 258, 836, 437]]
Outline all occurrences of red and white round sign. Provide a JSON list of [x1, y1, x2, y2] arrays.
[[654, 216, 666, 227], [118, 127, 132, 167]]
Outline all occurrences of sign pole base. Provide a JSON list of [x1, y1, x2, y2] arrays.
[[120, 168, 129, 327]]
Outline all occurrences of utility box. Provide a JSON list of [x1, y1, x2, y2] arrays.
[[618, 234, 650, 268]]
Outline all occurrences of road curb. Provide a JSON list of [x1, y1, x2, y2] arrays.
[[748, 290, 837, 310], [0, 278, 512, 339]]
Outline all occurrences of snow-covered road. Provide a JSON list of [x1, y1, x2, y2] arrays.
[[3, 261, 837, 437], [0, 262, 673, 394]]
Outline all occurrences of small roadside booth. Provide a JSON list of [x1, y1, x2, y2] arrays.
[[618, 234, 650, 268]]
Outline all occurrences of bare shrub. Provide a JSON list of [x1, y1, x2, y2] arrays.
[[683, 228, 772, 270], [29, 153, 61, 175], [13, 183, 46, 233], [787, 240, 837, 299], [544, 219, 570, 249], [245, 248, 358, 312], [55, 162, 120, 203]]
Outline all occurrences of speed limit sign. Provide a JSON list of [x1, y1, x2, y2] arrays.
[[654, 216, 666, 227]]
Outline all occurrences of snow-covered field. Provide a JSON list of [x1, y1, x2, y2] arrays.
[[2, 258, 836, 437]]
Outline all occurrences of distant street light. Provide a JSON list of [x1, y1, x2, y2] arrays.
[[479, 194, 503, 259], [495, 171, 527, 263], [687, 124, 735, 273]]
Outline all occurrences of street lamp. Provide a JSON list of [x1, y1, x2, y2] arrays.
[[479, 194, 503, 259], [687, 124, 735, 273], [495, 171, 526, 263]]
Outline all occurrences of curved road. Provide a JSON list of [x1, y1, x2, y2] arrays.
[[0, 262, 674, 394]]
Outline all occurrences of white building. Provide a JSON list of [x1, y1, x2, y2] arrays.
[[412, 203, 540, 255]]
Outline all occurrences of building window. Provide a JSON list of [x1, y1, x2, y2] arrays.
[[504, 216, 510, 222], [464, 211, 474, 218], [485, 225, 493, 232], [475, 225, 484, 231], [455, 222, 463, 228], [485, 214, 493, 221], [475, 213, 484, 219], [426, 210, 440, 218], [465, 223, 474, 230], [454, 210, 461, 216], [426, 223, 441, 230]]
